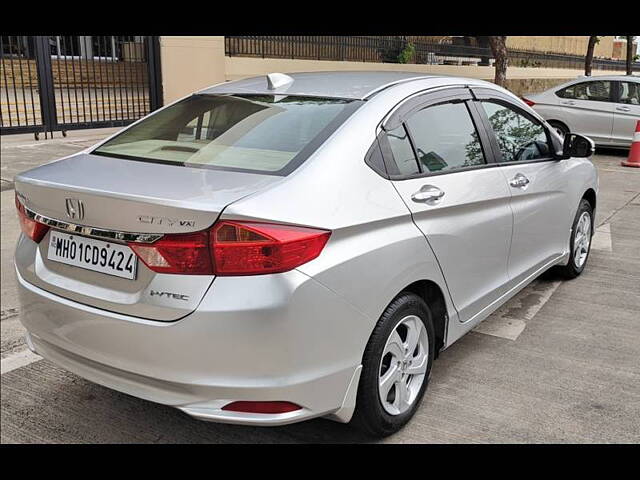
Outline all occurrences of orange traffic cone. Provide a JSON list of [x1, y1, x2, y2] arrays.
[[621, 120, 640, 168]]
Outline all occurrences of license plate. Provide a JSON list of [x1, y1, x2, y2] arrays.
[[47, 231, 137, 280]]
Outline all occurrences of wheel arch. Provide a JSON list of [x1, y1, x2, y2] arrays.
[[401, 280, 448, 357], [582, 187, 597, 213]]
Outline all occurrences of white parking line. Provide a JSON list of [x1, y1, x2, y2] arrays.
[[591, 223, 613, 252], [473, 223, 613, 343], [473, 280, 562, 341], [1, 349, 42, 375]]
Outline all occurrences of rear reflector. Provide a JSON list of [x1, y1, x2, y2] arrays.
[[15, 193, 49, 243], [221, 401, 302, 414], [127, 221, 330, 276], [521, 97, 536, 107]]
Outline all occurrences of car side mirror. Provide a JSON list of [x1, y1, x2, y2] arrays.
[[561, 133, 594, 159]]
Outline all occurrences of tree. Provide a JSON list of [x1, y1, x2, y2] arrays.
[[488, 36, 508, 87], [626, 36, 635, 75], [585, 36, 599, 76], [397, 41, 416, 64]]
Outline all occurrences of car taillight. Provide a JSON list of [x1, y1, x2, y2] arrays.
[[211, 221, 330, 276], [127, 221, 330, 276], [15, 193, 49, 243], [128, 231, 212, 274], [221, 401, 302, 414], [521, 97, 536, 107]]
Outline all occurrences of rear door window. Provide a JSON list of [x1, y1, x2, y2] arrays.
[[556, 81, 613, 102], [618, 81, 640, 105], [94, 94, 359, 175], [405, 101, 486, 173], [385, 125, 420, 175]]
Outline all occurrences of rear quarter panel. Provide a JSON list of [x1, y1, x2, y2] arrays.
[[220, 94, 460, 353], [564, 156, 599, 233]]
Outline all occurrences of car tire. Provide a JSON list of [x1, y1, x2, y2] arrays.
[[351, 292, 435, 437], [555, 199, 593, 279], [548, 120, 569, 138]]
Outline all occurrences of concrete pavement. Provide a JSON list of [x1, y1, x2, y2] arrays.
[[1, 129, 639, 443], [1, 128, 121, 361]]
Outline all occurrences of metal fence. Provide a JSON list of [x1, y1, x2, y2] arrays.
[[225, 36, 640, 72], [1, 35, 163, 137]]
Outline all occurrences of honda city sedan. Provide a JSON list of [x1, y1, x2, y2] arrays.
[[523, 74, 640, 148], [14, 71, 598, 436]]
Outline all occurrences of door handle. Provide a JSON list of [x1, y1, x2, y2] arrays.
[[616, 106, 631, 112], [411, 185, 445, 203], [509, 173, 530, 189], [561, 100, 576, 106]]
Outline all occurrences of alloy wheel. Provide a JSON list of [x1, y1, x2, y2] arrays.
[[573, 211, 592, 268], [378, 315, 428, 415]]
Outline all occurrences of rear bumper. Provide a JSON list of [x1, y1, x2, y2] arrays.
[[17, 267, 369, 426]]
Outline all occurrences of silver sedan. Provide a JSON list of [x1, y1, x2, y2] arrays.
[[14, 72, 598, 437], [523, 74, 640, 147]]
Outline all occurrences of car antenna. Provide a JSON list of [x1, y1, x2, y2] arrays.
[[266, 73, 294, 90]]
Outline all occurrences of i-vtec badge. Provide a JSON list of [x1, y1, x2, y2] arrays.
[[138, 215, 195, 228], [150, 290, 190, 301]]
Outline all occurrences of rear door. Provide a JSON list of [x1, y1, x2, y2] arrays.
[[382, 89, 513, 323], [612, 80, 640, 147], [555, 79, 615, 144], [472, 89, 571, 286]]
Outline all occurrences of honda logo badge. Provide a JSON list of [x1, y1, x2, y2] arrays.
[[65, 198, 85, 220]]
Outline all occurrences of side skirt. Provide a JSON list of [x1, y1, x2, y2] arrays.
[[443, 252, 568, 348]]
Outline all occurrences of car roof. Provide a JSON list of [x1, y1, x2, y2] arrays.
[[199, 71, 446, 100], [566, 74, 640, 83]]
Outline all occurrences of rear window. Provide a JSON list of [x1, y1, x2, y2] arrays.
[[93, 94, 359, 175]]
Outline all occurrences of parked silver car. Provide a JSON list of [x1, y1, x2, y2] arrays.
[[523, 74, 640, 148], [14, 72, 598, 436]]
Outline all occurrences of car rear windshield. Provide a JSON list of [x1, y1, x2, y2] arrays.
[[93, 94, 359, 175]]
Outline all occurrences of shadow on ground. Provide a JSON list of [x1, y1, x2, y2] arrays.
[[595, 147, 629, 157], [2, 268, 571, 445], [1, 359, 376, 444]]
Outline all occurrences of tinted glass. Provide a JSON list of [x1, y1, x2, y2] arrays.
[[406, 102, 485, 173], [481, 102, 550, 162], [94, 94, 355, 175], [365, 139, 387, 176], [386, 125, 420, 175], [619, 82, 640, 105], [557, 81, 612, 102]]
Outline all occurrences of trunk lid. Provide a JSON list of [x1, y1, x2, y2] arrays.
[[14, 153, 282, 321]]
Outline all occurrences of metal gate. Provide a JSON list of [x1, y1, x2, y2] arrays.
[[1, 35, 162, 138]]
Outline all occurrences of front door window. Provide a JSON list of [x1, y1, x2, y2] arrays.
[[480, 102, 550, 162]]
